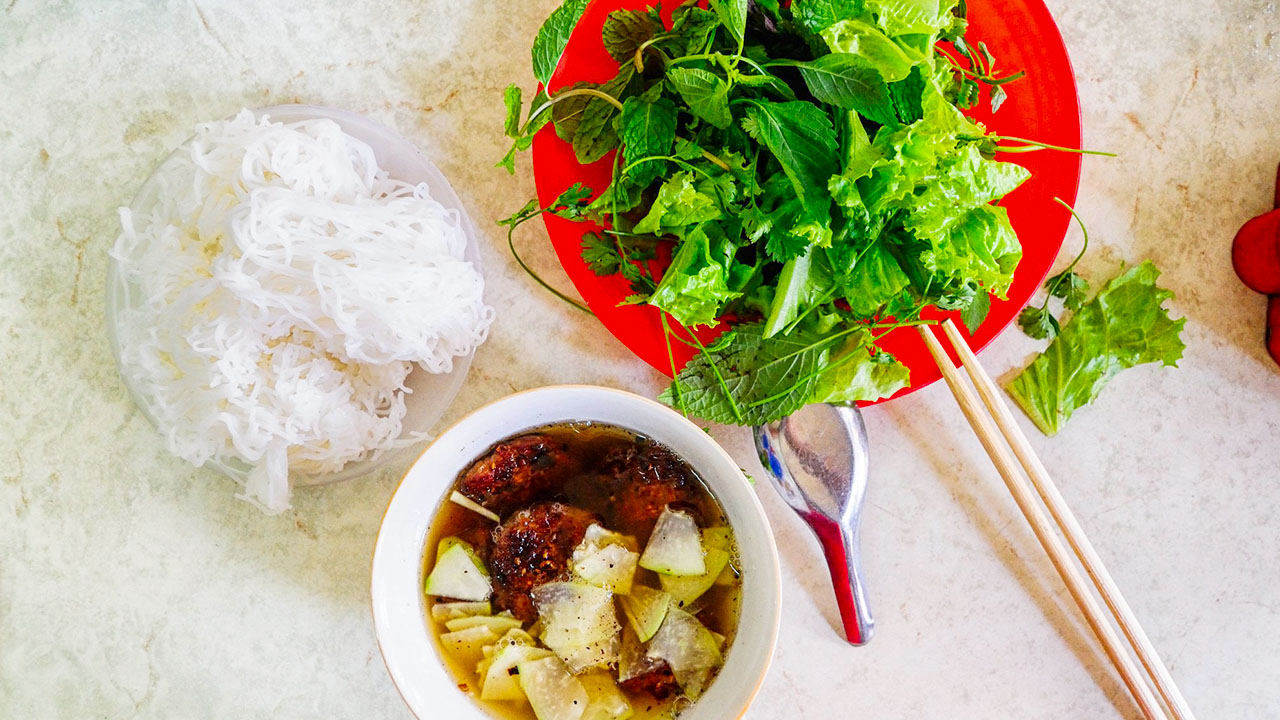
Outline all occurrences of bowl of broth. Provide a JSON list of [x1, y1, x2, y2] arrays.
[[371, 386, 781, 720]]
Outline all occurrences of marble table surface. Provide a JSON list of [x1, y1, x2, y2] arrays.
[[3, 1, 1278, 717]]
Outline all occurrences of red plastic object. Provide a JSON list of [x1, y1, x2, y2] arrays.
[[532, 0, 1083, 403], [1231, 163, 1280, 295], [1268, 296, 1280, 367]]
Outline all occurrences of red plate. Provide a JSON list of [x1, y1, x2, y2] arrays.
[[532, 0, 1081, 403]]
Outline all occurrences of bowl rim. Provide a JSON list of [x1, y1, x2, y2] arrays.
[[104, 103, 482, 487], [370, 385, 782, 720]]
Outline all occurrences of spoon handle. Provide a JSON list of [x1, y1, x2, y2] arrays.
[[810, 515, 875, 646]]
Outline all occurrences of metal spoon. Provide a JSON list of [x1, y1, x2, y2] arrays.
[[754, 403, 875, 646]]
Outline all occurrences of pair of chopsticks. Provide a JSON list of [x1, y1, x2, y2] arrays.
[[917, 320, 1195, 720]]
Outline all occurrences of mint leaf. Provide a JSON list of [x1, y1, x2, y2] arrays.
[[532, 0, 590, 86], [572, 66, 635, 164], [551, 81, 595, 142], [710, 0, 748, 47], [667, 68, 733, 129], [741, 101, 839, 220], [618, 89, 678, 187], [603, 10, 662, 62], [1007, 261, 1187, 435], [503, 84, 524, 138], [787, 54, 896, 125], [671, 5, 720, 54]]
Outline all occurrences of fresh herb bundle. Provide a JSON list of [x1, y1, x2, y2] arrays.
[[502, 0, 1036, 425]]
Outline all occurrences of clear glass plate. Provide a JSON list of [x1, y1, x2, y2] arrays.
[[105, 104, 482, 489]]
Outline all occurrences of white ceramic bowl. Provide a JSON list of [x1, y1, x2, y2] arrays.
[[371, 386, 781, 720], [105, 104, 480, 488]]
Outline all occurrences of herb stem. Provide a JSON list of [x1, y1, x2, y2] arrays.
[[688, 331, 743, 424], [506, 224, 592, 314], [660, 313, 687, 416], [934, 46, 1025, 85], [993, 136, 1117, 157], [668, 52, 769, 79], [633, 36, 671, 73], [526, 87, 625, 130], [1053, 197, 1091, 269]]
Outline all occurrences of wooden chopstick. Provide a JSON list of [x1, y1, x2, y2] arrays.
[[938, 319, 1196, 720], [915, 324, 1166, 720]]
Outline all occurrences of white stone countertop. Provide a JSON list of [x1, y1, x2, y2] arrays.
[[2, 1, 1279, 718]]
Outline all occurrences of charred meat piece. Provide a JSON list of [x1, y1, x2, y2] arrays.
[[490, 502, 597, 622], [605, 444, 698, 537], [619, 661, 681, 700], [457, 434, 578, 517]]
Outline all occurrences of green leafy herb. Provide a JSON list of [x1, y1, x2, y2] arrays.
[[498, 183, 595, 314], [649, 224, 743, 327], [1017, 198, 1091, 339], [819, 20, 917, 83], [658, 323, 908, 425], [709, 0, 748, 48], [960, 287, 991, 333], [776, 55, 896, 126], [581, 232, 622, 276], [501, 0, 1134, 426], [667, 68, 734, 129], [602, 10, 662, 62], [1007, 261, 1186, 435], [571, 68, 633, 164], [1018, 304, 1060, 340], [532, 0, 591, 86], [618, 87, 678, 187], [792, 0, 865, 36], [498, 85, 553, 174], [741, 100, 839, 220]]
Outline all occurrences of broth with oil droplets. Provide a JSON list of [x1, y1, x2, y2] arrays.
[[423, 423, 743, 720]]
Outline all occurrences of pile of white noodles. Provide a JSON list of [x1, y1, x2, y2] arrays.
[[112, 110, 493, 514]]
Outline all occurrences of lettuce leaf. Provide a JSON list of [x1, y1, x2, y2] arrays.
[[1006, 261, 1187, 435], [633, 172, 725, 235], [810, 337, 911, 403], [649, 225, 742, 327], [865, 0, 959, 37], [820, 19, 917, 82]]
